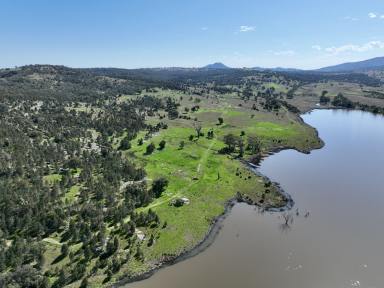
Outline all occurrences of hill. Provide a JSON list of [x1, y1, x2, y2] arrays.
[[318, 57, 384, 73], [202, 62, 230, 69]]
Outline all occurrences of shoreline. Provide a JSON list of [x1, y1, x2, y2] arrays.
[[113, 112, 325, 287]]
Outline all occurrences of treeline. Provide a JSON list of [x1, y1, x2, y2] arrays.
[[330, 93, 384, 115]]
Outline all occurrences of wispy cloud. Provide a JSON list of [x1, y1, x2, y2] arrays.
[[312, 45, 322, 51], [324, 40, 384, 54], [344, 16, 358, 21], [368, 12, 384, 19], [273, 50, 295, 56], [239, 25, 255, 32]]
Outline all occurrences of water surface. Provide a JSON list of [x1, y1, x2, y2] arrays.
[[127, 109, 384, 288]]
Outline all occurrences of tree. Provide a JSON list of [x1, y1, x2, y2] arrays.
[[145, 143, 155, 155], [158, 140, 166, 150], [179, 141, 185, 149], [280, 212, 294, 232], [118, 136, 131, 150], [72, 262, 86, 281], [111, 256, 121, 273], [247, 135, 261, 154], [223, 134, 237, 150], [188, 135, 194, 141], [207, 130, 214, 139], [113, 237, 119, 252], [193, 123, 202, 138], [137, 138, 143, 146], [218, 117, 224, 125], [105, 237, 118, 257], [61, 244, 69, 257], [53, 269, 66, 288], [332, 93, 354, 108], [152, 177, 168, 198], [135, 246, 144, 261], [237, 138, 245, 157], [147, 234, 155, 247], [319, 95, 330, 105], [321, 90, 328, 97], [80, 277, 88, 288]]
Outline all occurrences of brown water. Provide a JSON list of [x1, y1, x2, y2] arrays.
[[126, 109, 384, 288]]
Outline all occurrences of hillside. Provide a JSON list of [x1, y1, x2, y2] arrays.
[[318, 56, 384, 72], [202, 62, 230, 69]]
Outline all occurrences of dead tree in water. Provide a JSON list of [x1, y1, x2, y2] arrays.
[[280, 212, 294, 232], [282, 212, 294, 225]]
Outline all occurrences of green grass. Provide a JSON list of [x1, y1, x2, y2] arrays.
[[64, 185, 81, 203], [263, 82, 288, 93], [128, 126, 277, 261], [43, 174, 62, 185]]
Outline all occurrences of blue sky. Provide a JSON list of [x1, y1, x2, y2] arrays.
[[1, 0, 384, 69]]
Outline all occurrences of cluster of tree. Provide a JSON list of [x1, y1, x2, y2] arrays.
[[332, 93, 355, 108], [319, 90, 330, 104], [165, 97, 180, 119], [219, 133, 261, 157], [282, 71, 381, 87]]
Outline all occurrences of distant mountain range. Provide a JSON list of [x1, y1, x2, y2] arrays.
[[252, 67, 303, 72], [316, 57, 384, 73], [202, 57, 384, 73], [202, 62, 302, 72]]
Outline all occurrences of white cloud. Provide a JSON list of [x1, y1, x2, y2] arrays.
[[381, 15, 384, 19], [239, 25, 255, 32], [312, 45, 322, 51], [344, 16, 358, 21], [273, 50, 295, 56], [369, 12, 377, 18], [325, 40, 384, 54]]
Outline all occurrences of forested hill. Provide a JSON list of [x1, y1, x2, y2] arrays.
[[0, 65, 170, 287], [0, 65, 159, 102]]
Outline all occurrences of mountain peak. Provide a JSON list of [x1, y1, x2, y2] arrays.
[[202, 62, 230, 69]]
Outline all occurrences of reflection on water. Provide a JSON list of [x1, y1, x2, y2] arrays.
[[127, 109, 384, 288]]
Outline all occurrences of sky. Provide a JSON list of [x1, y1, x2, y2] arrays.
[[1, 0, 384, 69]]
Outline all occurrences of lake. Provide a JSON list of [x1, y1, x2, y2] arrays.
[[126, 109, 384, 288]]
